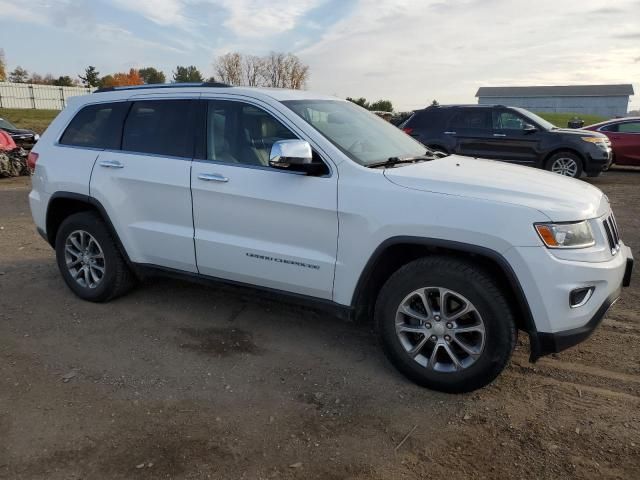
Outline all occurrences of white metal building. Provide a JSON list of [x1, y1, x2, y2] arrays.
[[476, 84, 634, 118]]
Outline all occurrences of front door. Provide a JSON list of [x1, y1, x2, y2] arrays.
[[191, 99, 338, 299], [90, 98, 198, 272]]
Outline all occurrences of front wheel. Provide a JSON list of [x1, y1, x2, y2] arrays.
[[545, 152, 583, 178], [375, 256, 516, 393]]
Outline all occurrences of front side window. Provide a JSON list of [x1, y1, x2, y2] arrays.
[[493, 111, 526, 130], [206, 101, 298, 166], [449, 109, 491, 130], [283, 100, 426, 166], [600, 123, 619, 132], [122, 100, 195, 158], [618, 122, 640, 133], [60, 102, 129, 149]]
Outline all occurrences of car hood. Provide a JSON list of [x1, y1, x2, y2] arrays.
[[383, 155, 607, 222], [1, 127, 35, 136], [549, 127, 607, 138]]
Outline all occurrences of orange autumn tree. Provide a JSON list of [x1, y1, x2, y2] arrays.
[[101, 68, 143, 87]]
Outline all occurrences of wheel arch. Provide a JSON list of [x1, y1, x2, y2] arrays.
[[351, 237, 540, 356], [543, 147, 585, 170], [45, 192, 132, 266]]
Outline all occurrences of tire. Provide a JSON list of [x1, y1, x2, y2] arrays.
[[55, 211, 134, 302], [375, 256, 516, 393], [545, 151, 583, 178]]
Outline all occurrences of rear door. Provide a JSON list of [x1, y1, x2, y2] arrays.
[[90, 97, 198, 272], [191, 98, 338, 299], [489, 109, 541, 164], [447, 108, 494, 158]]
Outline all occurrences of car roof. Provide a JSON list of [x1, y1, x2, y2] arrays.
[[76, 84, 339, 107], [584, 116, 640, 129]]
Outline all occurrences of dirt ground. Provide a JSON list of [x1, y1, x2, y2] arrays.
[[0, 171, 638, 480]]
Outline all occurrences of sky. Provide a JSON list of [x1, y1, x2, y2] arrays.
[[1, 0, 639, 111]]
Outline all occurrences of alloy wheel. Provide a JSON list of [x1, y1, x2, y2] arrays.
[[395, 287, 486, 372], [64, 230, 105, 289], [550, 157, 578, 177]]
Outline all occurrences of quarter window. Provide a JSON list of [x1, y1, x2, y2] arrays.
[[206, 101, 298, 166], [122, 100, 195, 158], [60, 102, 129, 149]]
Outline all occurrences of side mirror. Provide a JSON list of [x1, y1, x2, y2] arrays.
[[270, 139, 321, 174], [523, 124, 537, 134]]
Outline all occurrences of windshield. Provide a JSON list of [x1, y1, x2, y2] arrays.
[[0, 118, 17, 130], [282, 100, 426, 166], [512, 107, 556, 130]]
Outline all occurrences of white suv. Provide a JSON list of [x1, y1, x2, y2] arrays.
[[28, 83, 633, 392]]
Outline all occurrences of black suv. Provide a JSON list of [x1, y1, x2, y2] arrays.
[[401, 105, 612, 178], [0, 117, 39, 150]]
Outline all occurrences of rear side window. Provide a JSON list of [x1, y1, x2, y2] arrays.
[[449, 109, 491, 130], [60, 102, 129, 149], [618, 122, 640, 133], [407, 109, 445, 129], [122, 100, 195, 158]]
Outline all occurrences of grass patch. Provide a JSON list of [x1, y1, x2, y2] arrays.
[[535, 112, 605, 128], [0, 108, 60, 134]]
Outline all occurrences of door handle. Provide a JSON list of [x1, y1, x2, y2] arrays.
[[198, 173, 229, 183], [99, 160, 124, 168], [444, 131, 457, 135], [493, 133, 507, 137]]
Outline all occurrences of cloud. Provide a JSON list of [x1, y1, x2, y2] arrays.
[[215, 0, 325, 37], [299, 0, 640, 110], [109, 0, 189, 26]]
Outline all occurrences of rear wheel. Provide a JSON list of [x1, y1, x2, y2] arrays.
[[55, 211, 134, 302], [375, 256, 516, 393], [545, 152, 583, 178]]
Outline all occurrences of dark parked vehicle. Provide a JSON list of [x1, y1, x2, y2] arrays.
[[584, 117, 640, 167], [401, 105, 612, 178], [0, 117, 39, 150]]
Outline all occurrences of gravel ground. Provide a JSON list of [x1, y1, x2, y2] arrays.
[[0, 171, 638, 479]]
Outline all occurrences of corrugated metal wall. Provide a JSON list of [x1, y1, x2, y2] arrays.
[[0, 82, 94, 110], [477, 95, 629, 118]]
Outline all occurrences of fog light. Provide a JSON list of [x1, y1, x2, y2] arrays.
[[569, 287, 594, 308]]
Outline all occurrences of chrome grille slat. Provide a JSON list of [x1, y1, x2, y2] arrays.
[[603, 213, 621, 254]]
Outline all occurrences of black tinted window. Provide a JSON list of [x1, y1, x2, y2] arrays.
[[206, 101, 298, 166], [60, 102, 128, 149], [449, 109, 491, 130], [122, 100, 195, 158], [600, 123, 618, 132], [408, 109, 445, 128]]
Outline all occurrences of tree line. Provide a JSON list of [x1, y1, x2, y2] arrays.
[[0, 48, 309, 90]]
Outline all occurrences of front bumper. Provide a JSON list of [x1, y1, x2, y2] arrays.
[[529, 248, 633, 361], [585, 147, 613, 173]]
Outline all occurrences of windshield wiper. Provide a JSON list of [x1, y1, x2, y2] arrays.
[[367, 151, 443, 168]]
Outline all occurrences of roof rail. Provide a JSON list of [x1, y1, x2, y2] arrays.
[[94, 82, 232, 94]]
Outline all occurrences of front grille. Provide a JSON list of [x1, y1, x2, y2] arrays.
[[603, 213, 621, 254]]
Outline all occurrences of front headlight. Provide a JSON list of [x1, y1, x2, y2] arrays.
[[581, 137, 609, 148], [34, 134, 40, 141], [535, 221, 595, 249]]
